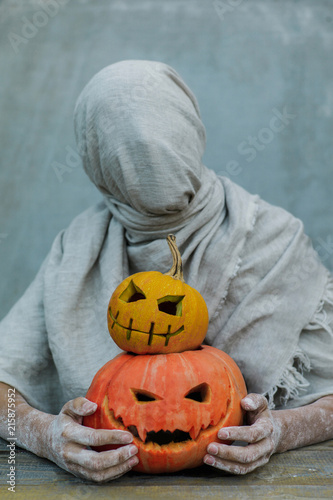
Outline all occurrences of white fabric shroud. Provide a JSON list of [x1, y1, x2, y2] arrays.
[[0, 60, 331, 414]]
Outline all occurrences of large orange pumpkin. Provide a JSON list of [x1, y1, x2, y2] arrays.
[[83, 345, 247, 474], [108, 235, 209, 354]]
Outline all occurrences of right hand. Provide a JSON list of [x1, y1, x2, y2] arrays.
[[43, 397, 138, 482]]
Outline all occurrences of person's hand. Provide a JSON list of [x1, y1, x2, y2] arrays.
[[42, 397, 139, 482], [204, 393, 282, 475]]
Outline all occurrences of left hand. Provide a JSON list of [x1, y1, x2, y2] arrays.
[[204, 393, 282, 475]]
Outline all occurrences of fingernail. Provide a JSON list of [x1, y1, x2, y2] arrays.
[[82, 401, 97, 412], [129, 456, 139, 468], [204, 455, 215, 466], [243, 397, 256, 410], [207, 444, 218, 455], [129, 445, 138, 456], [122, 433, 133, 444], [218, 429, 229, 439]]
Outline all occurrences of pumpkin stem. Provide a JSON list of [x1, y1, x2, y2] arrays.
[[164, 234, 185, 282]]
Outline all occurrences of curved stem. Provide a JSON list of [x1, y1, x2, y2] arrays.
[[164, 234, 185, 282]]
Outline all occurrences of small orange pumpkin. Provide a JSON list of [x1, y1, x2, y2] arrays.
[[83, 345, 247, 474], [108, 234, 209, 354]]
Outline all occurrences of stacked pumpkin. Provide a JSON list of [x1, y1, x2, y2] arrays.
[[83, 235, 247, 473]]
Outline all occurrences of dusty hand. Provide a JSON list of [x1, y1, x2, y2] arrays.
[[204, 393, 282, 475], [42, 397, 138, 482]]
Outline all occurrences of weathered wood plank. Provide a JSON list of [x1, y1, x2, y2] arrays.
[[1, 438, 332, 498]]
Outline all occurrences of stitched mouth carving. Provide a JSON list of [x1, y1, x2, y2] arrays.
[[108, 308, 184, 346]]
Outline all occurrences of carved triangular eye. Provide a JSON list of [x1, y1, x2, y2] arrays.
[[185, 383, 211, 403], [119, 280, 146, 303], [157, 295, 184, 316], [131, 389, 160, 403]]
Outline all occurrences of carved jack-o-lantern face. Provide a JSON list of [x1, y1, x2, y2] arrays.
[[108, 271, 208, 354], [83, 345, 247, 473], [108, 235, 209, 354]]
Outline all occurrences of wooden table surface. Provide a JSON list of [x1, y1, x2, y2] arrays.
[[0, 437, 332, 499]]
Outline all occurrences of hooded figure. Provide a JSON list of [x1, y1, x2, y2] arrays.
[[0, 60, 332, 416]]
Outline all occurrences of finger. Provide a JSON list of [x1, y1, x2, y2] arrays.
[[241, 394, 268, 413], [90, 455, 139, 483], [61, 397, 98, 419], [68, 453, 139, 483], [218, 420, 273, 443], [64, 424, 134, 447], [204, 452, 270, 475], [207, 438, 273, 465], [65, 443, 138, 471]]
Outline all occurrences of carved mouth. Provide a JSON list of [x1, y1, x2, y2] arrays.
[[109, 309, 184, 346], [112, 411, 202, 444], [128, 425, 192, 446], [103, 401, 227, 452]]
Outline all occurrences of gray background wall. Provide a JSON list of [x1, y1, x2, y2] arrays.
[[0, 0, 332, 320]]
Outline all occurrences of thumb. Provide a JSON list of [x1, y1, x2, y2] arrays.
[[61, 397, 98, 419], [241, 393, 268, 415]]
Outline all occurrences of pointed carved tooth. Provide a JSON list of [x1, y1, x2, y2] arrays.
[[137, 422, 147, 443], [189, 422, 201, 440], [113, 409, 121, 420], [189, 426, 197, 440]]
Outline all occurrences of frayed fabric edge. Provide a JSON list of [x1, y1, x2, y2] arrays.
[[210, 257, 242, 324], [221, 257, 242, 302], [305, 272, 333, 332], [264, 346, 311, 409], [264, 273, 333, 409]]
